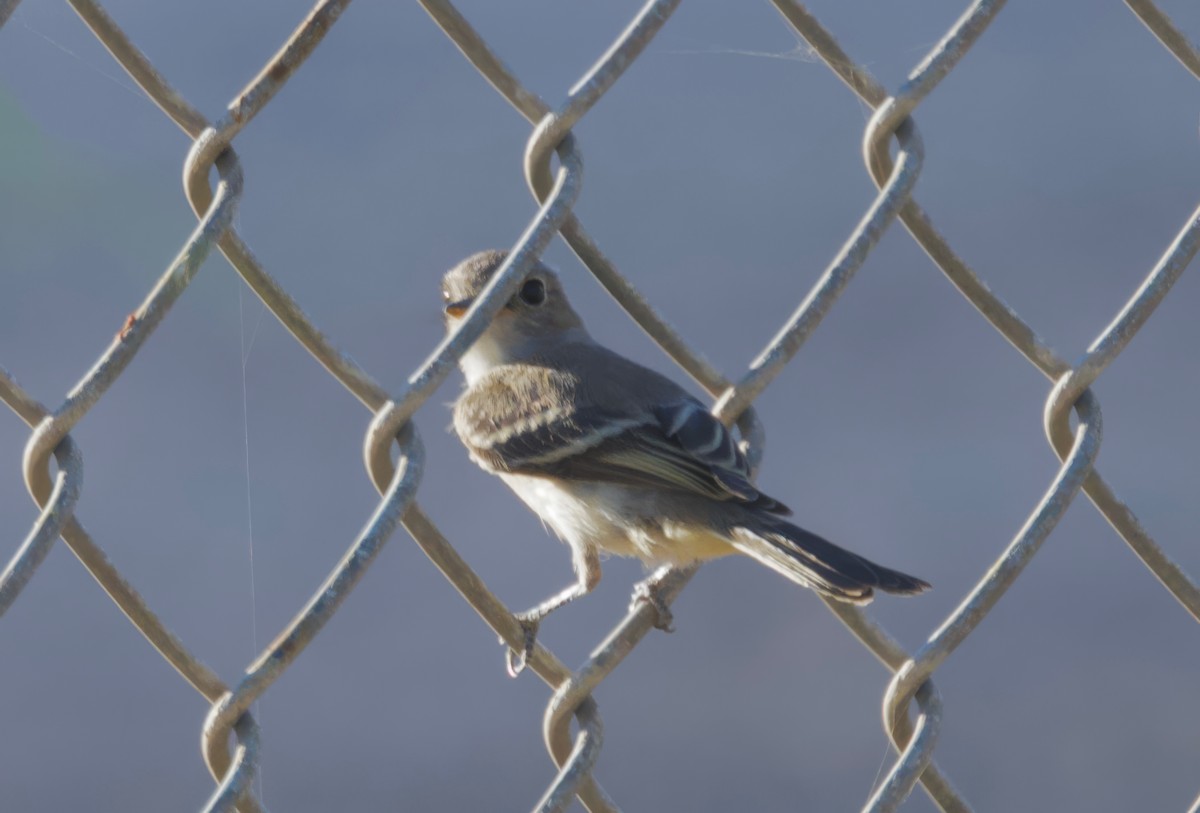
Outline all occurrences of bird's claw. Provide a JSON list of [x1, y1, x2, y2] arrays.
[[631, 581, 675, 633], [503, 612, 541, 677]]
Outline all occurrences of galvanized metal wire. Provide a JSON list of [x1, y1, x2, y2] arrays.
[[2, 1, 1198, 811]]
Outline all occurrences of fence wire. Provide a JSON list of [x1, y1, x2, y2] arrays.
[[1, 1, 1199, 811]]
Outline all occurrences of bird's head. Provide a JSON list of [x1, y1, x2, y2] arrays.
[[441, 250, 588, 382]]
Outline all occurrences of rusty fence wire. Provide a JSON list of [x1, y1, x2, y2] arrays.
[[2, 1, 1199, 811]]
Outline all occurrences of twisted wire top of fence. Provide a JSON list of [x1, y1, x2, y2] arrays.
[[1, 2, 1198, 811]]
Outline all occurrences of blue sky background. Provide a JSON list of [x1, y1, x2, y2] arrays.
[[1, 1, 1198, 810]]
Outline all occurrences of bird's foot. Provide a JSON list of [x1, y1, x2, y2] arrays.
[[630, 578, 675, 633], [502, 611, 541, 678]]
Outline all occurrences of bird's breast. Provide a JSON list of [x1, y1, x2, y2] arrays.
[[497, 473, 635, 553], [494, 473, 735, 564]]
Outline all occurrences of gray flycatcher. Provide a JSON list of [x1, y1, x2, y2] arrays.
[[444, 250, 929, 674]]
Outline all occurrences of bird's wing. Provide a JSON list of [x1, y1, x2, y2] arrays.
[[556, 400, 791, 515], [455, 365, 789, 514], [453, 362, 642, 468]]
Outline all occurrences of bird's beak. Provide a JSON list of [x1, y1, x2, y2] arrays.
[[444, 299, 472, 318]]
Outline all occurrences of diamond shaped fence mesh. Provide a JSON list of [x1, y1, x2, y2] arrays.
[[1, 1, 1198, 811]]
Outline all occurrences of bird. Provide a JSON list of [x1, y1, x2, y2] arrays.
[[443, 250, 929, 674]]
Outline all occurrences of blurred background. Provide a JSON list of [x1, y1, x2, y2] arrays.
[[1, 1, 1198, 810]]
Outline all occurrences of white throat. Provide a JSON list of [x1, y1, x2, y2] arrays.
[[453, 318, 590, 386], [458, 330, 511, 385]]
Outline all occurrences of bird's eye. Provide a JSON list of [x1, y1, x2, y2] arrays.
[[519, 278, 546, 306]]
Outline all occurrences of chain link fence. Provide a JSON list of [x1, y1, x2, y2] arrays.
[[2, 1, 1198, 811]]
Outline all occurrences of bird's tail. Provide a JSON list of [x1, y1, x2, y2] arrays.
[[727, 515, 929, 605]]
